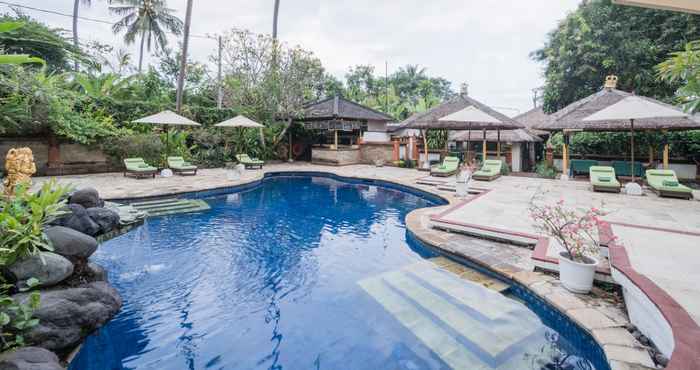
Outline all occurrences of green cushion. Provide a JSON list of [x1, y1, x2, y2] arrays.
[[598, 176, 612, 182], [663, 180, 679, 187]]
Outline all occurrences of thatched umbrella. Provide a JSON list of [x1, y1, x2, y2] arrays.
[[214, 115, 265, 155], [535, 76, 700, 176], [133, 110, 201, 157], [582, 95, 693, 181], [401, 92, 523, 167]]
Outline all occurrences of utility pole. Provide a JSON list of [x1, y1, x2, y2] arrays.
[[385, 61, 388, 113], [175, 0, 194, 113], [217, 35, 223, 109]]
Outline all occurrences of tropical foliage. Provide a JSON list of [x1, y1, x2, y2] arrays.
[[0, 14, 81, 72], [109, 0, 184, 72], [0, 181, 71, 266], [0, 181, 69, 351], [657, 39, 700, 114], [533, 0, 700, 113]]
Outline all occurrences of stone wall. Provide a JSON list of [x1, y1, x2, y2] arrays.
[[0, 137, 117, 176], [311, 147, 361, 165], [360, 143, 393, 165]]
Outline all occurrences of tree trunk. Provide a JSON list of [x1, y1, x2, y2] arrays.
[[138, 32, 145, 73], [272, 0, 280, 39], [421, 129, 429, 169], [176, 0, 194, 113], [72, 0, 79, 71]]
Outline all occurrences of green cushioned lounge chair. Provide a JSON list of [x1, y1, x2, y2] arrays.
[[167, 156, 198, 176], [123, 158, 157, 179], [589, 166, 621, 193], [236, 154, 264, 169], [570, 159, 598, 178], [646, 169, 693, 200], [472, 160, 503, 181], [430, 156, 459, 177]]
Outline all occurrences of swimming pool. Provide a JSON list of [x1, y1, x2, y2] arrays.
[[71, 174, 608, 370]]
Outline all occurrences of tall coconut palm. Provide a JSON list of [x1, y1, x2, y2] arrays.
[[109, 0, 183, 73], [272, 0, 280, 40], [72, 0, 94, 71]]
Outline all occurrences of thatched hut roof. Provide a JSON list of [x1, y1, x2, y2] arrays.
[[399, 94, 523, 130], [513, 107, 550, 136], [449, 129, 543, 143], [534, 88, 700, 132], [293, 96, 394, 122]]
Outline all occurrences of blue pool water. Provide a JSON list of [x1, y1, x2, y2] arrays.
[[71, 175, 607, 370]]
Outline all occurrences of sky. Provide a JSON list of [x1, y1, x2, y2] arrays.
[[2, 0, 582, 117]]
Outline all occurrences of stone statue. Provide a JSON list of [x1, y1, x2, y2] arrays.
[[3, 147, 37, 197]]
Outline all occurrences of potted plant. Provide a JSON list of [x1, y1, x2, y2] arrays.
[[529, 198, 608, 293]]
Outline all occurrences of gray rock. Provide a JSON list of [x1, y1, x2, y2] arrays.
[[7, 252, 74, 289], [0, 346, 62, 370], [69, 187, 103, 209], [57, 204, 100, 236], [86, 207, 120, 234], [12, 282, 122, 352], [87, 262, 108, 282], [44, 226, 98, 259]]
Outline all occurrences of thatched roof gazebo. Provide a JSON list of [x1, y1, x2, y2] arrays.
[[400, 89, 523, 165], [513, 107, 550, 137], [290, 96, 394, 163], [534, 76, 700, 173]]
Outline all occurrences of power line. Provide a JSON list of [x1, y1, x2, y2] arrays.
[[0, 1, 216, 39]]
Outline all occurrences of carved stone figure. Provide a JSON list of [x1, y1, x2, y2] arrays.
[[3, 147, 36, 197]]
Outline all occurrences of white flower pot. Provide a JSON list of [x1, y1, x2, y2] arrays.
[[558, 252, 598, 294]]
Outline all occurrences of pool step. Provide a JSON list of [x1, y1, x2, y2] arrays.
[[429, 256, 509, 293], [358, 262, 542, 369], [416, 177, 452, 186], [131, 198, 210, 217]]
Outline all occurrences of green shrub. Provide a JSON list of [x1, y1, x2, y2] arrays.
[[0, 180, 71, 351], [102, 133, 164, 167], [535, 161, 558, 179], [0, 180, 71, 266], [0, 279, 40, 350]]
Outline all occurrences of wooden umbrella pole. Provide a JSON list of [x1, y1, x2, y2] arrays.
[[421, 129, 429, 168], [497, 129, 501, 159], [482, 128, 487, 162], [466, 123, 471, 163], [630, 119, 635, 182]]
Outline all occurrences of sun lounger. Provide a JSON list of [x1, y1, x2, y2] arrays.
[[589, 166, 620, 193], [472, 160, 503, 181], [430, 157, 459, 177], [123, 158, 157, 179], [236, 154, 264, 169], [570, 159, 598, 177], [645, 169, 693, 200], [167, 156, 198, 176]]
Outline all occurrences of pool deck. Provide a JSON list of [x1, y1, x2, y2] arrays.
[[33, 163, 700, 369]]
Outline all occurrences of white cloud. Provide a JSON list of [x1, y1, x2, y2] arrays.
[[3, 0, 580, 115]]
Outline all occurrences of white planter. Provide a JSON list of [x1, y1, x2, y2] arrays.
[[558, 252, 598, 294]]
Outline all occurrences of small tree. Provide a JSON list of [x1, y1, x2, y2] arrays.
[[529, 196, 610, 263]]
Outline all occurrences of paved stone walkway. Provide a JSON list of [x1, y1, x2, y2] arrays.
[[430, 175, 700, 329]]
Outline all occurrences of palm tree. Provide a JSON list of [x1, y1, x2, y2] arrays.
[[72, 0, 94, 71], [109, 0, 183, 73], [272, 0, 280, 40]]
